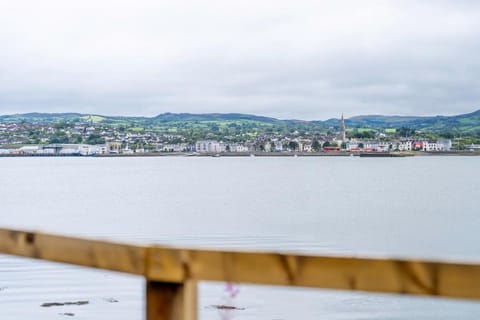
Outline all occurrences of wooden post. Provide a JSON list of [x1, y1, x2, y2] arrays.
[[146, 280, 197, 320]]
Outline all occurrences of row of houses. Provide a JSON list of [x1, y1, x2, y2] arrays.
[[195, 139, 453, 153], [195, 141, 250, 153], [346, 139, 452, 152], [1, 138, 454, 156]]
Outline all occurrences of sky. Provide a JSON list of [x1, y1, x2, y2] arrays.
[[1, 0, 480, 120]]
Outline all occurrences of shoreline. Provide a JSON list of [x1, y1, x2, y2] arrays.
[[0, 151, 479, 158]]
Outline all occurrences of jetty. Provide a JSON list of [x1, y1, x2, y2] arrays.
[[359, 152, 414, 157]]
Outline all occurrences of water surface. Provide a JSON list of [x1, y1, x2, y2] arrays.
[[1, 156, 479, 319]]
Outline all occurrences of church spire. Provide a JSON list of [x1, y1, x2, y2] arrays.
[[339, 113, 346, 142]]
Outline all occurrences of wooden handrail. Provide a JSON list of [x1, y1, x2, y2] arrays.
[[1, 228, 480, 319]]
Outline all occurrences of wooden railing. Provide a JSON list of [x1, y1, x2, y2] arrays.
[[1, 228, 480, 319]]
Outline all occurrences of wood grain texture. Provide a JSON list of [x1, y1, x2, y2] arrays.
[[0, 228, 146, 275], [146, 280, 197, 320], [2, 228, 480, 301], [145, 247, 480, 300]]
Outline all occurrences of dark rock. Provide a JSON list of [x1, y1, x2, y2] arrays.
[[210, 305, 245, 310], [41, 301, 89, 307]]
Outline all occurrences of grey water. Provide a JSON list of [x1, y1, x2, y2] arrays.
[[0, 156, 480, 319]]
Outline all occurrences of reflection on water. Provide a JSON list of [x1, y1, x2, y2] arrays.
[[0, 255, 143, 319], [1, 156, 480, 319]]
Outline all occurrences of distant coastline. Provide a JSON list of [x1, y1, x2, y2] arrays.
[[1, 151, 479, 158], [2, 111, 479, 155]]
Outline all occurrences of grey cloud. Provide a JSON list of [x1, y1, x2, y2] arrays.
[[1, 0, 480, 119]]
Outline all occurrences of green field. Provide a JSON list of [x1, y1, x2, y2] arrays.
[[80, 115, 105, 123]]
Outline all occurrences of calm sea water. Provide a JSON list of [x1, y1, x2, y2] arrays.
[[1, 156, 480, 319]]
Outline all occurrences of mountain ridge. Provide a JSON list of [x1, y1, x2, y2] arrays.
[[1, 109, 479, 122], [1, 109, 479, 134]]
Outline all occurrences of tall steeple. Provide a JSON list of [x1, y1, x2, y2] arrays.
[[339, 113, 346, 142]]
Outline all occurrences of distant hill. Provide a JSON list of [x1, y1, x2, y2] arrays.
[[343, 109, 480, 134], [153, 112, 280, 123], [1, 109, 479, 134], [0, 112, 282, 124], [0, 112, 84, 123]]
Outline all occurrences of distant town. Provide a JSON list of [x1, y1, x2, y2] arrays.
[[1, 113, 479, 156]]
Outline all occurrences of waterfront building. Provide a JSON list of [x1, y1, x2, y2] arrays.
[[377, 141, 391, 152], [412, 141, 424, 151], [467, 144, 480, 151], [364, 141, 379, 151], [105, 142, 121, 154], [345, 141, 358, 151], [398, 141, 412, 151], [437, 139, 452, 151], [274, 142, 283, 152], [227, 143, 249, 152], [195, 140, 223, 153], [162, 143, 188, 152], [302, 143, 312, 152], [423, 140, 450, 152], [264, 142, 272, 152], [44, 144, 105, 155]]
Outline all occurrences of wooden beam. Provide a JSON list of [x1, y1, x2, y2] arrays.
[[0, 228, 146, 275], [145, 247, 480, 301], [146, 280, 197, 320], [2, 228, 480, 301]]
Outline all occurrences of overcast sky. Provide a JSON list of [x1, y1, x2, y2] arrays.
[[1, 0, 480, 120]]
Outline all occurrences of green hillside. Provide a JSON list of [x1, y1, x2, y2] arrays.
[[1, 109, 479, 136]]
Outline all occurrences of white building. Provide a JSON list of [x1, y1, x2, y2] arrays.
[[264, 142, 273, 152], [377, 141, 391, 152], [196, 140, 223, 153], [227, 143, 249, 152], [364, 141, 379, 150], [36, 148, 55, 155], [273, 142, 283, 152], [398, 141, 412, 151], [437, 139, 452, 151], [51, 144, 106, 155], [302, 143, 312, 152], [422, 141, 449, 152], [467, 144, 480, 151], [345, 141, 359, 150], [162, 143, 188, 152]]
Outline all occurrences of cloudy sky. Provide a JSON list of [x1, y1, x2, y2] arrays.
[[1, 0, 480, 119]]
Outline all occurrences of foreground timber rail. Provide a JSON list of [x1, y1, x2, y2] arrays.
[[1, 229, 480, 319]]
